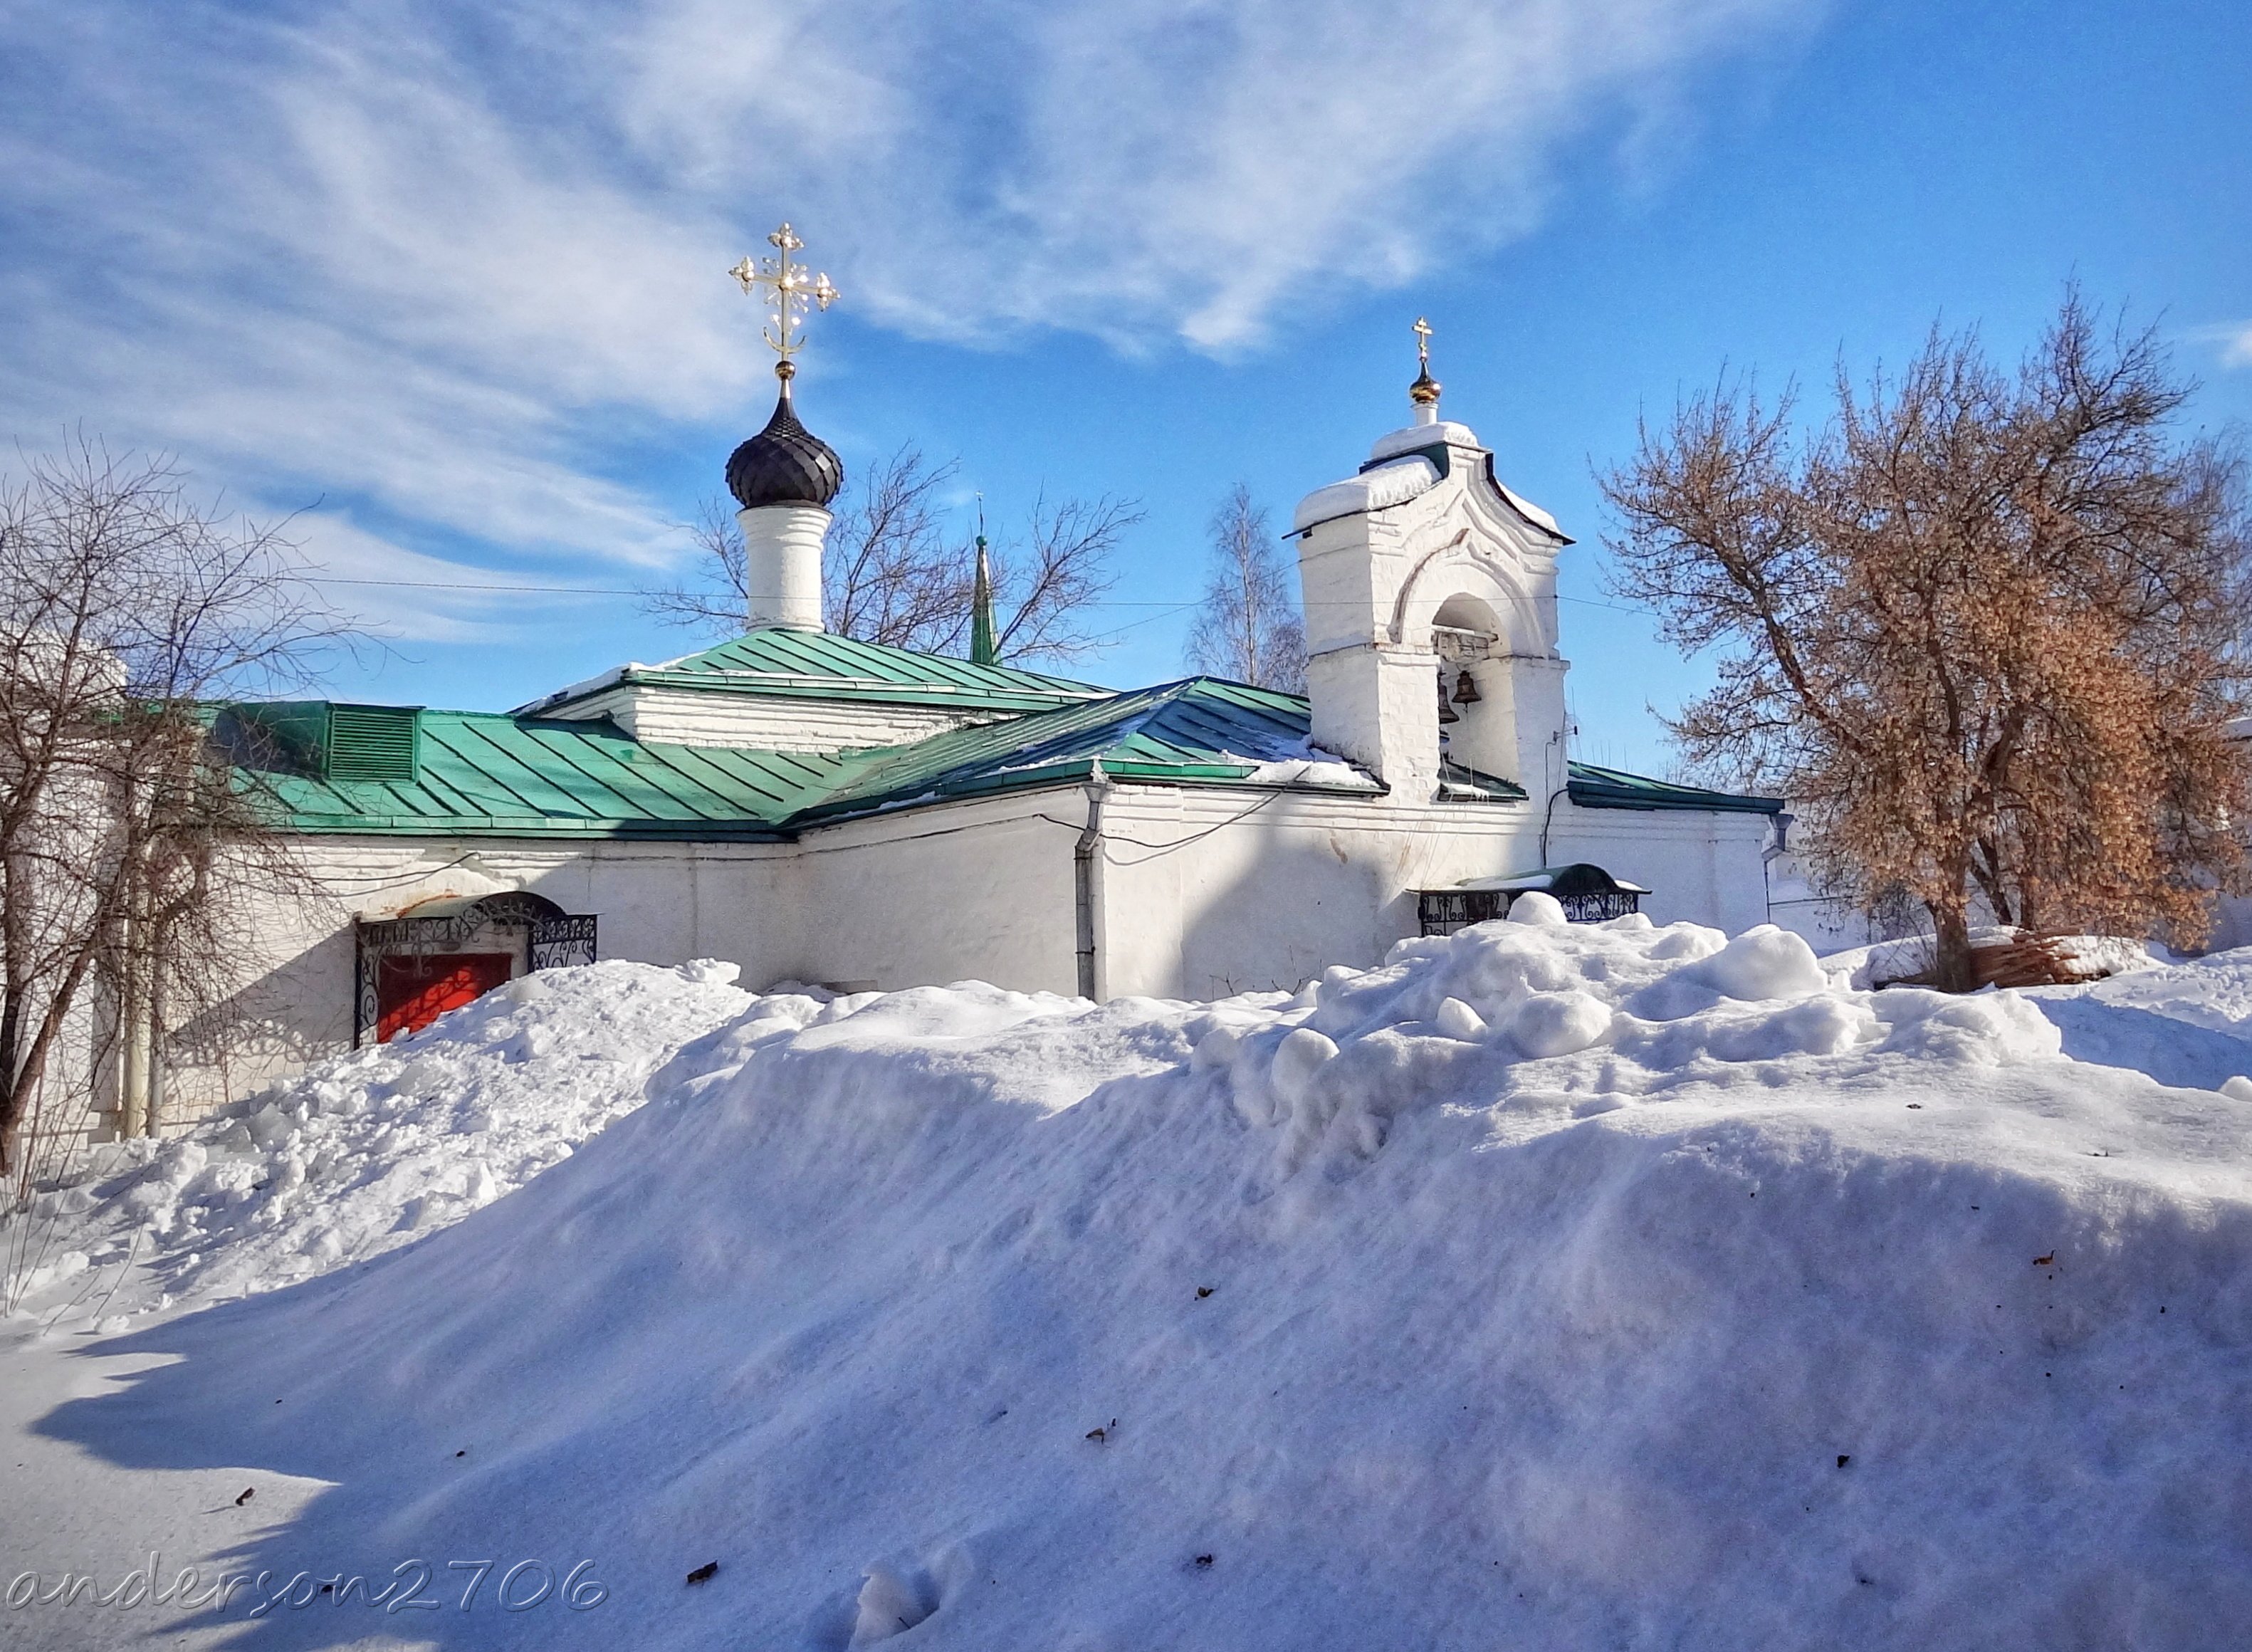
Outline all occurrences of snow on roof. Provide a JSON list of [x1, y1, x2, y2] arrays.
[[1494, 480, 1561, 535], [1457, 864, 1651, 894], [1368, 419, 1482, 461], [1291, 454, 1440, 533]]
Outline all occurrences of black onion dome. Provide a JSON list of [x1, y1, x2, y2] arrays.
[[725, 377, 844, 510]]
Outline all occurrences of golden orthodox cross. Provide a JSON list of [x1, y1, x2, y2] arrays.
[[728, 222, 839, 363], [1413, 315, 1433, 371]]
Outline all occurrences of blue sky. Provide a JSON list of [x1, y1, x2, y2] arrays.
[[3, 0, 2246, 773]]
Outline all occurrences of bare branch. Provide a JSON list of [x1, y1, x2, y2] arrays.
[[988, 492, 1138, 665]]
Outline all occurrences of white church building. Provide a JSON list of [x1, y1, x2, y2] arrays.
[[174, 312, 1781, 1124]]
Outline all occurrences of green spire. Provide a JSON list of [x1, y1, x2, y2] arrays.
[[970, 537, 997, 666], [970, 496, 997, 666]]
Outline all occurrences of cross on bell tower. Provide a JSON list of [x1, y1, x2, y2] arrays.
[[1409, 315, 1442, 424]]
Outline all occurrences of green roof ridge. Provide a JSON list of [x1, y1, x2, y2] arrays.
[[229, 689, 1784, 838]]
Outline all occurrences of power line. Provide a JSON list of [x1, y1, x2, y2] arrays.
[[303, 573, 1653, 617], [310, 577, 649, 595]]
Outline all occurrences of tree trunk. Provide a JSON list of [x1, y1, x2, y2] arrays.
[[1969, 840, 2015, 929], [1929, 901, 1976, 993], [0, 987, 22, 1181]]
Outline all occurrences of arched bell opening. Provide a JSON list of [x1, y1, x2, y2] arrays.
[[1430, 593, 1515, 785]]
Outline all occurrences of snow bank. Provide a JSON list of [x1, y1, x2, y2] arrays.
[[5, 960, 767, 1324], [1824, 928, 2164, 990], [2024, 945, 2252, 1094], [2033, 943, 2252, 1040], [37, 919, 2252, 1648]]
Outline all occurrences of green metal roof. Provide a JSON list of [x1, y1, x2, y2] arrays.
[[236, 709, 849, 839], [234, 681, 1782, 839], [242, 680, 1370, 838], [518, 628, 1109, 718], [1566, 760, 1785, 815], [1437, 759, 1530, 803], [781, 676, 1374, 825]]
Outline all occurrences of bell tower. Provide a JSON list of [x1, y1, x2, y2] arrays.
[[1290, 320, 1574, 803]]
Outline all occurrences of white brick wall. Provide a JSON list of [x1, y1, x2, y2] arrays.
[[546, 684, 1001, 751]]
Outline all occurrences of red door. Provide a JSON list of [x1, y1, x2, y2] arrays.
[[376, 953, 515, 1043]]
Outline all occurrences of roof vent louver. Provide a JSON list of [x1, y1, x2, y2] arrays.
[[323, 704, 421, 783]]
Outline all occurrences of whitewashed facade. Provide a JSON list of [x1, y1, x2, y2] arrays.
[[129, 377, 1782, 1133]]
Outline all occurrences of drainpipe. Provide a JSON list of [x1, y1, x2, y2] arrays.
[[1537, 785, 1570, 867], [1535, 730, 1568, 867], [1074, 759, 1109, 1000], [1761, 812, 1793, 928]]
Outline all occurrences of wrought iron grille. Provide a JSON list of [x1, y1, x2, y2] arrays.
[[530, 914, 599, 971], [352, 941, 379, 1050], [1552, 889, 1641, 923], [1417, 884, 1640, 936], [1417, 889, 1507, 936], [352, 896, 597, 1046]]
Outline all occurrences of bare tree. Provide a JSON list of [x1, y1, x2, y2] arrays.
[[1602, 294, 2252, 989], [1185, 485, 1306, 691], [0, 440, 342, 1188], [824, 450, 973, 652], [649, 448, 1139, 666], [991, 491, 1140, 665]]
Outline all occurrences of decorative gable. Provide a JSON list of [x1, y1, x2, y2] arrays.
[[1292, 407, 1572, 803]]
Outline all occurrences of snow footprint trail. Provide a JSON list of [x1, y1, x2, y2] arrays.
[[3, 960, 787, 1332]]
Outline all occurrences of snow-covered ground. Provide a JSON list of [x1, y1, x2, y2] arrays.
[[2, 958, 759, 1325], [5, 919, 2252, 1649], [1819, 927, 2166, 991]]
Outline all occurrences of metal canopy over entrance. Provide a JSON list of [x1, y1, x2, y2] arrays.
[[353, 892, 598, 1046], [1417, 863, 1650, 936]]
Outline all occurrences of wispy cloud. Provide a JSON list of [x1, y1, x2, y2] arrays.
[[617, 0, 1820, 349], [289, 513, 638, 645], [0, 0, 1818, 607], [2180, 321, 2252, 372]]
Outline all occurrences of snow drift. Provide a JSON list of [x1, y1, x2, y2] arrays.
[[23, 916, 2252, 1649], [6, 960, 758, 1323]]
